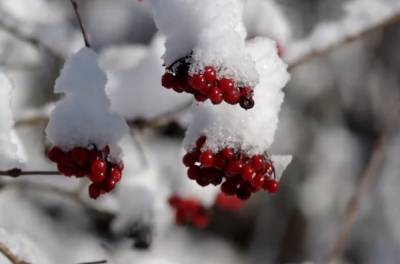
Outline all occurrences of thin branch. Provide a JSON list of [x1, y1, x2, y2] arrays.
[[0, 16, 64, 62], [324, 139, 386, 263], [0, 241, 30, 264], [77, 260, 107, 264], [0, 169, 60, 177], [70, 0, 91, 48], [288, 12, 400, 71]]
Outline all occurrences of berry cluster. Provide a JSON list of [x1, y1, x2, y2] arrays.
[[183, 136, 279, 200], [168, 196, 209, 228], [161, 57, 255, 110], [47, 145, 123, 199]]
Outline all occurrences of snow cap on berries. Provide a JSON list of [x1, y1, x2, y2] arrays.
[[146, 0, 259, 87], [0, 72, 26, 169], [46, 47, 129, 160], [184, 38, 290, 155]]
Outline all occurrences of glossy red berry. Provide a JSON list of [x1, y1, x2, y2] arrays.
[[104, 179, 117, 192], [200, 150, 215, 168], [161, 72, 175, 89], [264, 179, 279, 193], [252, 155, 265, 172], [194, 93, 208, 102], [208, 87, 223, 104], [89, 172, 106, 183], [183, 152, 198, 167], [218, 78, 234, 93], [241, 165, 255, 181], [203, 66, 217, 82], [240, 86, 253, 98], [89, 184, 101, 199], [221, 148, 235, 160], [227, 160, 243, 176], [189, 74, 206, 91], [91, 160, 106, 175], [224, 88, 240, 104], [111, 167, 122, 182], [252, 174, 265, 191]]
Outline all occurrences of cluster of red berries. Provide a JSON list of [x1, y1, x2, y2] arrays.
[[183, 136, 279, 200], [47, 145, 123, 199], [161, 57, 255, 110], [168, 196, 209, 228]]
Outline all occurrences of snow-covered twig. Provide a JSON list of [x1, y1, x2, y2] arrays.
[[0, 241, 30, 264], [288, 12, 400, 71], [324, 139, 386, 263], [70, 0, 91, 48]]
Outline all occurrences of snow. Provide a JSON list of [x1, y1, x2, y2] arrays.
[[285, 0, 400, 64], [0, 72, 26, 170], [243, 0, 291, 45], [46, 47, 129, 160], [102, 35, 192, 120], [184, 38, 290, 156], [146, 0, 259, 87]]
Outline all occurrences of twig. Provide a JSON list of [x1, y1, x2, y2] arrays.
[[0, 169, 60, 177], [70, 0, 91, 48], [0, 15, 64, 62], [0, 241, 30, 264], [324, 139, 386, 263], [288, 12, 400, 71], [76, 260, 107, 264]]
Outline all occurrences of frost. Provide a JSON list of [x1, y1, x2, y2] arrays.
[[0, 72, 26, 169], [46, 47, 129, 160], [184, 38, 290, 156], [102, 35, 191, 120], [146, 0, 259, 87]]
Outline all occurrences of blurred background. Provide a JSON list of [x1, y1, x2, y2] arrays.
[[0, 0, 399, 263]]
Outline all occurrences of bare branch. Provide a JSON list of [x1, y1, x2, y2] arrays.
[[288, 12, 400, 71], [0, 169, 60, 177], [0, 241, 30, 264], [324, 139, 386, 263], [77, 260, 107, 264], [70, 0, 91, 48]]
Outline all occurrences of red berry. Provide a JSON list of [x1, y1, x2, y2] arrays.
[[240, 87, 253, 98], [194, 93, 208, 102], [71, 147, 88, 165], [89, 184, 101, 199], [193, 214, 209, 228], [48, 146, 64, 162], [252, 155, 265, 172], [89, 172, 106, 183], [187, 166, 200, 180], [221, 148, 235, 160], [241, 165, 255, 181], [236, 187, 251, 200], [264, 179, 279, 193], [196, 177, 210, 187], [161, 72, 175, 89], [203, 66, 217, 82], [239, 97, 255, 109], [91, 160, 106, 175], [214, 154, 227, 169], [227, 160, 243, 176], [218, 78, 234, 93], [200, 150, 215, 168], [252, 174, 265, 191], [182, 152, 198, 167], [189, 74, 206, 91], [221, 180, 237, 195], [196, 136, 207, 149], [88, 150, 102, 162], [168, 196, 180, 207], [111, 167, 122, 182], [57, 163, 74, 176], [224, 88, 240, 104], [210, 174, 223, 186], [208, 87, 223, 104], [104, 179, 117, 192]]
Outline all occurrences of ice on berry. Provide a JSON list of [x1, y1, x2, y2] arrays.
[[0, 72, 26, 170], [184, 38, 290, 155], [46, 47, 129, 160], [146, 0, 258, 87]]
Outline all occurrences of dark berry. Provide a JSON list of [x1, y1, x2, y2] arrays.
[[240, 97, 255, 109], [48, 147, 64, 162], [199, 150, 215, 168], [221, 180, 237, 195], [183, 152, 198, 167], [71, 147, 88, 165], [161, 72, 175, 89], [196, 136, 207, 149], [236, 187, 251, 200], [187, 166, 200, 180], [89, 184, 101, 199]]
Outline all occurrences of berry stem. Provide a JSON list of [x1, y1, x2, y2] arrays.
[[70, 0, 91, 48]]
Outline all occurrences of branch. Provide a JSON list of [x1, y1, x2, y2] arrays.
[[70, 0, 91, 48], [77, 261, 107, 264], [0, 15, 64, 62], [0, 241, 30, 264], [324, 139, 386, 263], [0, 169, 60, 177], [288, 12, 400, 71]]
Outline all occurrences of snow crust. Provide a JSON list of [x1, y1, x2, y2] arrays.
[[46, 47, 129, 160]]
